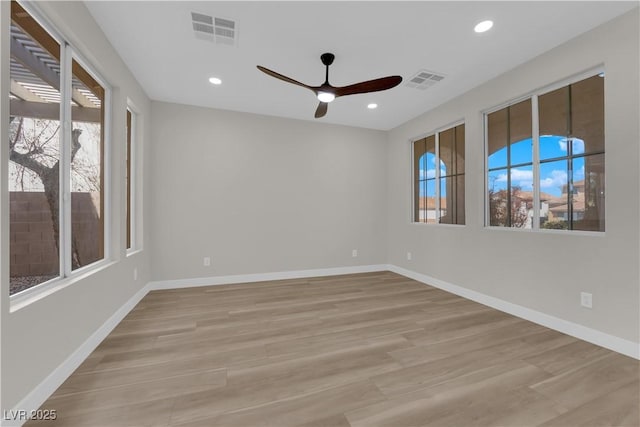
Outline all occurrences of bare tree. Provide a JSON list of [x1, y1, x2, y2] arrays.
[[488, 184, 530, 228], [9, 116, 89, 269]]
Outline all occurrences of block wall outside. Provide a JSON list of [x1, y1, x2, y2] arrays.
[[9, 191, 100, 277]]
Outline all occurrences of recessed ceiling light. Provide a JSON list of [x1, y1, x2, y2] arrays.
[[209, 77, 222, 85], [367, 103, 378, 109], [474, 20, 494, 33]]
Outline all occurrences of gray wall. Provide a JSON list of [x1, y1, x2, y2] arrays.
[[150, 103, 388, 280], [386, 9, 639, 343], [0, 2, 152, 410]]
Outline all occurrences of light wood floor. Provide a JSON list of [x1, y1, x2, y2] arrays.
[[28, 272, 639, 426]]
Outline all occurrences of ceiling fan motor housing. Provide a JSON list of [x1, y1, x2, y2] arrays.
[[320, 53, 335, 66]]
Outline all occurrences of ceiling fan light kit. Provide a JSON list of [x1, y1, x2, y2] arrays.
[[257, 52, 402, 118], [317, 92, 335, 103]]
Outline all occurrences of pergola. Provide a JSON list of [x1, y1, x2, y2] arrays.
[[9, 1, 102, 124]]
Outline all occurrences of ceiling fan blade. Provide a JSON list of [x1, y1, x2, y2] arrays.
[[314, 102, 328, 118], [257, 66, 314, 91], [334, 75, 403, 97]]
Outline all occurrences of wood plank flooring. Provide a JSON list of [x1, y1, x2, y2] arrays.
[[27, 272, 639, 426]]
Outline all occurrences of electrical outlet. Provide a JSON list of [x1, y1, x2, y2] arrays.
[[203, 257, 211, 267], [133, 267, 138, 281], [352, 249, 358, 258], [407, 252, 412, 261], [580, 292, 593, 309]]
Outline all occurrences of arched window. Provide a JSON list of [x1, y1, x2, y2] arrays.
[[486, 73, 604, 231], [413, 124, 465, 224]]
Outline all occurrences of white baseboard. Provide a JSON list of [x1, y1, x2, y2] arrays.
[[147, 264, 390, 291], [3, 284, 151, 427], [388, 264, 640, 360]]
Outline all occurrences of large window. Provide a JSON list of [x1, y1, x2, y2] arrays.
[[413, 123, 465, 225], [8, 1, 108, 296], [485, 73, 604, 231]]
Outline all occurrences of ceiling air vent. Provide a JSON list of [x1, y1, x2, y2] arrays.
[[191, 12, 237, 46], [405, 70, 445, 90]]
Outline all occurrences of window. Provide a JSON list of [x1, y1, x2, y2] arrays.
[[125, 108, 135, 251], [485, 73, 604, 231], [8, 1, 108, 296], [413, 123, 465, 224], [487, 100, 533, 228]]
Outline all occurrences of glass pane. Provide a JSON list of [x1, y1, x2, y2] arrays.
[[9, 4, 61, 295], [510, 138, 533, 166], [510, 165, 533, 229], [509, 99, 532, 165], [424, 134, 436, 179], [488, 169, 508, 227], [439, 178, 448, 223], [425, 179, 437, 224], [455, 124, 465, 176], [540, 160, 569, 230], [539, 86, 569, 143], [539, 135, 569, 161], [571, 75, 604, 155], [487, 108, 507, 169], [414, 180, 420, 223], [439, 128, 454, 177], [413, 138, 426, 181], [417, 180, 427, 223], [509, 165, 533, 193], [71, 59, 104, 270], [456, 174, 465, 225], [439, 175, 464, 225], [126, 110, 132, 249], [574, 154, 605, 231], [509, 99, 532, 146]]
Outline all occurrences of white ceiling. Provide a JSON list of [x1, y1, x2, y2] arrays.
[[85, 1, 637, 130]]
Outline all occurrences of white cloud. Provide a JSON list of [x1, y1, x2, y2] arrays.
[[558, 139, 567, 152], [510, 169, 533, 181], [540, 169, 568, 188], [419, 168, 436, 179], [572, 138, 585, 154], [558, 137, 585, 154], [495, 168, 533, 189]]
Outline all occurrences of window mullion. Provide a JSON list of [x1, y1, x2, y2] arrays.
[[506, 107, 512, 227], [435, 132, 440, 222], [60, 42, 73, 277], [484, 114, 490, 226], [532, 95, 540, 230]]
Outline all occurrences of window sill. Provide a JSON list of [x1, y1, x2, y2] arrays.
[[9, 259, 116, 313], [410, 222, 466, 228], [126, 248, 143, 258], [483, 225, 605, 237]]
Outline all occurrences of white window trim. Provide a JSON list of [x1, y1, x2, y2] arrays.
[[126, 101, 140, 255], [410, 119, 465, 226], [483, 65, 605, 233], [9, 1, 113, 309]]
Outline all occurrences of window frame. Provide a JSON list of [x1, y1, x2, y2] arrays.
[[125, 102, 140, 255], [483, 66, 605, 234], [411, 119, 465, 226], [9, 0, 113, 308]]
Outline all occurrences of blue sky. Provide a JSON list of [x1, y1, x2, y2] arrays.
[[419, 135, 586, 198]]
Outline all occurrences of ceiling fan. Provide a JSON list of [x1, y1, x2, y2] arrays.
[[257, 53, 403, 118]]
